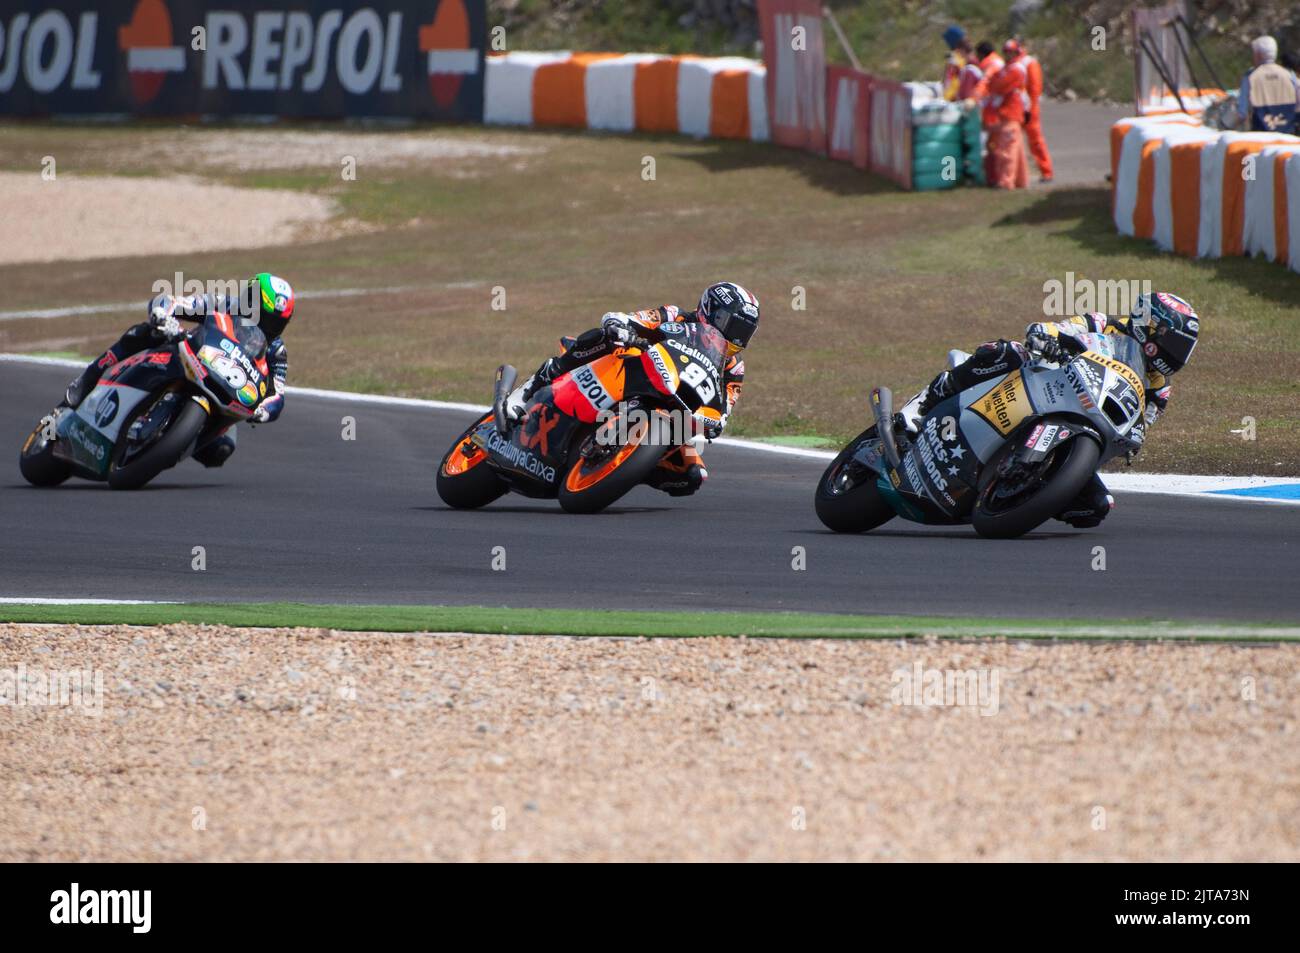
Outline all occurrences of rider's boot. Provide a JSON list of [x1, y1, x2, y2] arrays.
[[506, 357, 561, 422], [1055, 474, 1114, 528], [193, 427, 237, 468], [895, 371, 955, 434], [60, 358, 110, 409], [645, 446, 707, 497]]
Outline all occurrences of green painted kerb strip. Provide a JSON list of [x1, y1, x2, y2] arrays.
[[0, 602, 1297, 641]]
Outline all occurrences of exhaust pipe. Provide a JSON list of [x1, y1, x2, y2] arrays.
[[492, 364, 518, 434], [870, 386, 903, 471]]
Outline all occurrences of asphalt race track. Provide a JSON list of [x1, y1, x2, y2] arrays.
[[2, 361, 1296, 623]]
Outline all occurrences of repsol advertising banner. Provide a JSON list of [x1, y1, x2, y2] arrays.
[[0, 0, 486, 120]]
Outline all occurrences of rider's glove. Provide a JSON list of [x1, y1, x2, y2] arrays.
[[604, 322, 636, 347], [150, 307, 183, 341], [1025, 331, 1065, 363]]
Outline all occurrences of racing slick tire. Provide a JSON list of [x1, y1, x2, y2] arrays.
[[814, 426, 896, 533], [558, 414, 669, 514], [437, 415, 509, 509], [19, 418, 71, 487], [107, 394, 207, 490], [972, 434, 1101, 539]]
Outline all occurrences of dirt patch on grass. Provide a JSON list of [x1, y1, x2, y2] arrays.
[[2, 623, 1296, 861], [0, 125, 546, 178], [0, 172, 338, 265], [182, 129, 546, 173]]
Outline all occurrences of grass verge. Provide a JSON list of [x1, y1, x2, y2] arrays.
[[1, 602, 1297, 641], [2, 125, 1297, 474]]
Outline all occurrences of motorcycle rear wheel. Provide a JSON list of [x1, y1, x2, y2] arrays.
[[815, 426, 896, 533], [19, 418, 71, 487], [107, 394, 207, 490], [972, 436, 1101, 539], [437, 415, 508, 509]]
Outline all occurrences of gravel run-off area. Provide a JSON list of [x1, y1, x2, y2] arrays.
[[2, 623, 1296, 861]]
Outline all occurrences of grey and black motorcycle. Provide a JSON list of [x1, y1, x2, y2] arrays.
[[815, 333, 1148, 538], [19, 312, 270, 490]]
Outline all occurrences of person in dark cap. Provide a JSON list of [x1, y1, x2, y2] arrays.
[[942, 25, 970, 101]]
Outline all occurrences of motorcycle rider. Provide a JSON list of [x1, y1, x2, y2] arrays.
[[505, 281, 760, 496], [61, 273, 295, 467], [897, 291, 1200, 527]]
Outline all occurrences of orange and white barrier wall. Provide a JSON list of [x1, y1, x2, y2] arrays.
[[1112, 115, 1300, 274], [484, 51, 768, 142]]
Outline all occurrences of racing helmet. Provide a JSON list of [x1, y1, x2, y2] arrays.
[[697, 281, 759, 357], [240, 273, 295, 340], [1128, 292, 1199, 376]]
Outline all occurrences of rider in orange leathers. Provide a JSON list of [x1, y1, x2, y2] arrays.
[[506, 282, 759, 496]]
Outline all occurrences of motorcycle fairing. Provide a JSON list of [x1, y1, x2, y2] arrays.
[[49, 376, 158, 476], [909, 404, 983, 517], [475, 323, 727, 498], [552, 354, 629, 424], [53, 405, 115, 476], [177, 317, 269, 420]]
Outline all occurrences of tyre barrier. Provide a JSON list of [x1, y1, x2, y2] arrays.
[[1111, 114, 1300, 273], [484, 51, 769, 142]]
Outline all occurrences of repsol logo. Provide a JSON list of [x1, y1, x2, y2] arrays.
[[2, 0, 481, 104], [0, 10, 103, 94], [573, 366, 614, 409], [200, 9, 406, 94], [648, 347, 675, 392]]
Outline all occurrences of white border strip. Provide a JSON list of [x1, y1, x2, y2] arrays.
[[0, 284, 483, 322], [0, 597, 178, 605], [4, 352, 1298, 504]]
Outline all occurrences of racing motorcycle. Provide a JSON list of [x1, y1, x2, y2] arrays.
[[19, 312, 272, 490], [437, 322, 728, 513], [815, 333, 1148, 538]]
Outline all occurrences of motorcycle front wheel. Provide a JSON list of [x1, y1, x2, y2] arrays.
[[558, 415, 667, 514], [436, 414, 508, 509], [19, 417, 71, 487], [814, 426, 896, 533], [107, 393, 207, 490], [972, 436, 1101, 539]]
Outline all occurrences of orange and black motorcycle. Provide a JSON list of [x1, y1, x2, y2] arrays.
[[437, 322, 728, 513]]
